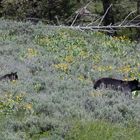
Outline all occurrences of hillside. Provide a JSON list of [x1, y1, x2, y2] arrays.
[[0, 19, 140, 139]]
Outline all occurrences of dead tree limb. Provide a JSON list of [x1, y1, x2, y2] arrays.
[[98, 4, 113, 26]]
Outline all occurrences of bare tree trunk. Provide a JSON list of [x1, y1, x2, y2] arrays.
[[48, 0, 53, 21], [137, 0, 140, 40], [102, 0, 116, 35], [137, 0, 140, 14], [0, 0, 2, 17], [102, 0, 114, 26]]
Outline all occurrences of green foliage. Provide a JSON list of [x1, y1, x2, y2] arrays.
[[1, 0, 77, 21], [0, 0, 139, 40], [65, 120, 140, 140], [1, 0, 33, 19], [0, 19, 140, 139]]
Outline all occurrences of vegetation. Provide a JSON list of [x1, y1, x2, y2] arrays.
[[0, 0, 78, 22], [1, 0, 140, 39], [66, 120, 140, 140], [0, 19, 140, 139], [0, 0, 138, 24]]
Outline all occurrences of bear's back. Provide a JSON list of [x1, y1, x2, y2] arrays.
[[94, 77, 123, 89]]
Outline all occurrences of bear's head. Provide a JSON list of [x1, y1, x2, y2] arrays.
[[130, 79, 139, 91], [10, 72, 18, 81]]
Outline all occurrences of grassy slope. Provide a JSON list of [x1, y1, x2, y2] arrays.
[[0, 19, 140, 139]]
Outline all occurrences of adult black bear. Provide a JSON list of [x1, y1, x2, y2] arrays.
[[93, 77, 140, 98], [0, 72, 18, 81]]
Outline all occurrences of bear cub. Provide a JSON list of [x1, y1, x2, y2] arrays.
[[0, 72, 18, 81]]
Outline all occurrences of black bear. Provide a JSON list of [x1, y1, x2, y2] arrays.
[[0, 72, 18, 81], [93, 77, 140, 98]]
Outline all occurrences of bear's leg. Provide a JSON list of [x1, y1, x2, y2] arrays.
[[124, 90, 132, 99], [122, 87, 132, 99]]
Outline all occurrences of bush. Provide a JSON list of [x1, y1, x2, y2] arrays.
[[1, 0, 77, 22], [65, 120, 140, 140]]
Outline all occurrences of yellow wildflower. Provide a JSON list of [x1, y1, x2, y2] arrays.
[[54, 63, 69, 72], [24, 103, 32, 110], [94, 65, 112, 72], [65, 55, 74, 63], [90, 91, 102, 97], [16, 95, 23, 102], [39, 36, 51, 44], [79, 50, 88, 59], [118, 65, 131, 73], [78, 75, 85, 81], [113, 35, 129, 41], [27, 48, 38, 58]]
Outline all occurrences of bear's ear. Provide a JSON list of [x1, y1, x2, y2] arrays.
[[13, 72, 17, 75]]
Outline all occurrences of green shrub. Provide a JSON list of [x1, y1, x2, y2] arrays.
[[65, 120, 140, 140]]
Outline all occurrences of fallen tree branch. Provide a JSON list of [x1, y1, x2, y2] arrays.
[[25, 2, 140, 33], [47, 25, 140, 33]]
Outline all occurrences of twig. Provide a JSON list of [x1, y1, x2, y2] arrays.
[[71, 1, 92, 26], [86, 16, 102, 27], [98, 4, 113, 26], [84, 1, 92, 8], [135, 22, 140, 25], [119, 10, 136, 26], [55, 15, 60, 25], [126, 14, 140, 25], [71, 12, 81, 26]]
